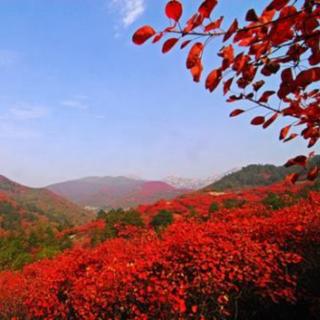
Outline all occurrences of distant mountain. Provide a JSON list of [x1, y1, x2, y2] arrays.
[[164, 170, 238, 190], [164, 176, 216, 190], [0, 175, 92, 227], [204, 156, 320, 191], [47, 176, 188, 210]]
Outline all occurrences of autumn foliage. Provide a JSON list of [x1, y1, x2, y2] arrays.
[[133, 0, 320, 182], [1, 182, 320, 319]]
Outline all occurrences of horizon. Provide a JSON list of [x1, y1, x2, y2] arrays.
[[0, 0, 308, 187], [0, 158, 290, 189]]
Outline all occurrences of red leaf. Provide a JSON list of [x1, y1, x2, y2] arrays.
[[223, 78, 233, 95], [284, 133, 298, 142], [162, 38, 179, 53], [253, 80, 265, 92], [205, 69, 222, 92], [190, 60, 203, 82], [198, 0, 217, 18], [223, 19, 238, 42], [263, 113, 278, 129], [259, 91, 275, 103], [296, 67, 320, 89], [152, 33, 163, 43], [180, 40, 191, 49], [267, 0, 290, 11], [204, 16, 223, 32], [230, 109, 244, 117], [261, 61, 280, 76], [132, 25, 156, 45], [186, 43, 204, 69], [251, 116, 265, 125], [279, 125, 291, 140], [284, 155, 307, 167], [220, 45, 234, 62], [165, 0, 183, 21], [246, 9, 259, 22], [281, 68, 294, 82]]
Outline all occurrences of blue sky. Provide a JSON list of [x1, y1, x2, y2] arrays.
[[0, 0, 308, 187]]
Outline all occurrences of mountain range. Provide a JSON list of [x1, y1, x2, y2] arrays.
[[47, 176, 188, 210], [204, 156, 320, 191], [163, 169, 238, 190], [0, 175, 92, 231]]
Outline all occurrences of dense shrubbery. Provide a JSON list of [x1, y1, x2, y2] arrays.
[[0, 183, 319, 319], [0, 225, 72, 271]]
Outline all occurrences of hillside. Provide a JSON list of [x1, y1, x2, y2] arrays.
[[47, 176, 188, 209], [0, 175, 92, 226], [1, 182, 320, 319], [204, 156, 320, 191]]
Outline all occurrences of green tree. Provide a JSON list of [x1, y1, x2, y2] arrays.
[[151, 210, 173, 232]]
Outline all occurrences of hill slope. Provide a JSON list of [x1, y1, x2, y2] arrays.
[[0, 175, 92, 226], [204, 156, 320, 191], [204, 164, 290, 191], [47, 176, 188, 209]]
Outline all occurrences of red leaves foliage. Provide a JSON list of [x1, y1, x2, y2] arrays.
[[1, 183, 320, 319], [133, 0, 320, 180]]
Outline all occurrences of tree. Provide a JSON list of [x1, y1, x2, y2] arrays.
[[103, 209, 145, 239], [150, 210, 173, 231], [96, 209, 107, 220], [133, 0, 320, 182]]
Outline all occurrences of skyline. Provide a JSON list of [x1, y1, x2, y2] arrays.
[[0, 0, 308, 187]]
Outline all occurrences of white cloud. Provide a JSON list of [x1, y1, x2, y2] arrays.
[[111, 0, 145, 27], [9, 105, 49, 120]]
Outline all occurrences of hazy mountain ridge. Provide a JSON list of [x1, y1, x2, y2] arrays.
[[0, 175, 92, 227], [164, 169, 238, 190], [47, 176, 188, 210], [204, 156, 320, 191]]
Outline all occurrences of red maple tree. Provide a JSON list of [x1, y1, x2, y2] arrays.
[[133, 0, 320, 182]]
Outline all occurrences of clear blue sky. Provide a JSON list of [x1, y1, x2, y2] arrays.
[[0, 0, 308, 187]]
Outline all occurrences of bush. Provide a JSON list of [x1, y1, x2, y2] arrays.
[[150, 210, 173, 231], [209, 202, 219, 213], [262, 193, 287, 210], [103, 209, 145, 239], [223, 198, 246, 209]]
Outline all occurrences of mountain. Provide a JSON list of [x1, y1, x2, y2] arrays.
[[164, 170, 238, 190], [164, 176, 218, 190], [47, 176, 188, 210], [204, 156, 320, 191], [0, 175, 92, 227]]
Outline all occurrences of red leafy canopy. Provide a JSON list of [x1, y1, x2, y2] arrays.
[[132, 25, 156, 45], [165, 0, 183, 21], [133, 0, 320, 180]]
